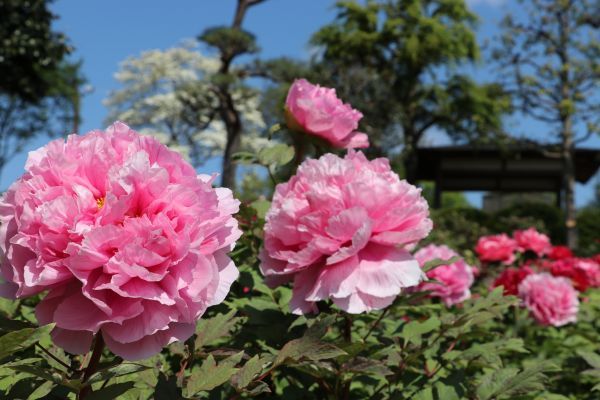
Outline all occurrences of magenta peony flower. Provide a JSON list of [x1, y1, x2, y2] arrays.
[[475, 234, 517, 264], [513, 227, 551, 257], [492, 266, 534, 296], [0, 122, 241, 360], [549, 257, 600, 292], [414, 244, 474, 306], [285, 79, 369, 149], [518, 273, 579, 327], [259, 151, 432, 314]]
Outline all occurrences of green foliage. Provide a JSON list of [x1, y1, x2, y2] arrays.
[[576, 206, 600, 256], [308, 0, 510, 173], [200, 27, 259, 60], [0, 0, 72, 102]]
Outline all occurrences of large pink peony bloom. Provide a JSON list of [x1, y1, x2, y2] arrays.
[[259, 151, 432, 314], [513, 227, 551, 257], [285, 79, 369, 149], [518, 273, 579, 327], [0, 122, 241, 360], [475, 234, 517, 264], [414, 244, 474, 306]]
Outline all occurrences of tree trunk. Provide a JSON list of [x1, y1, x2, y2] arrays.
[[219, 92, 242, 189], [403, 128, 419, 184], [562, 123, 577, 248]]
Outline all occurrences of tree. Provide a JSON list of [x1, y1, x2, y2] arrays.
[[494, 0, 599, 247], [198, 0, 268, 189], [310, 0, 511, 181], [0, 0, 83, 181], [105, 45, 266, 167], [0, 0, 71, 102]]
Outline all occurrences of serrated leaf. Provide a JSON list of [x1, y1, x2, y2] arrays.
[[186, 352, 244, 395], [231, 355, 263, 390], [246, 380, 271, 396], [305, 314, 337, 339], [85, 382, 136, 400], [86, 363, 150, 385], [257, 144, 294, 167], [400, 316, 440, 346], [476, 361, 554, 400], [195, 309, 242, 349], [274, 337, 346, 367], [342, 357, 392, 376], [0, 323, 55, 361]]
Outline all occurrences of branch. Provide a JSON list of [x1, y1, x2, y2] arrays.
[[232, 0, 267, 29]]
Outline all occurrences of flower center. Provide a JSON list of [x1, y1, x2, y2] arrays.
[[96, 197, 105, 209]]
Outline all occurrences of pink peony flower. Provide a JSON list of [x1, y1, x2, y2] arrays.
[[285, 79, 369, 149], [414, 244, 474, 306], [513, 227, 551, 257], [259, 151, 432, 314], [518, 273, 579, 327], [0, 122, 241, 360], [475, 234, 517, 264], [492, 266, 534, 296]]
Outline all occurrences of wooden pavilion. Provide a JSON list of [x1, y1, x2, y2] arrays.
[[415, 145, 600, 209]]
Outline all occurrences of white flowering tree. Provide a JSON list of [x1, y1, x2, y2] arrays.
[[104, 44, 267, 168]]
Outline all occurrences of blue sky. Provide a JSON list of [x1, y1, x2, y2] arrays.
[[2, 0, 598, 207]]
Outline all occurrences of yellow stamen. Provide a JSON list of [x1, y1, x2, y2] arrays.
[[96, 197, 105, 209]]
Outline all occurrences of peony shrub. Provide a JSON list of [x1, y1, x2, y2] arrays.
[[0, 80, 598, 400]]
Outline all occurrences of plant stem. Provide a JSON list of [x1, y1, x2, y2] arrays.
[[343, 314, 352, 343], [363, 309, 388, 341], [35, 343, 72, 371], [77, 332, 105, 400]]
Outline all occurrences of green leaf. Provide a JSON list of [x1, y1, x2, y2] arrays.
[[342, 357, 392, 376], [185, 352, 244, 395], [400, 316, 441, 346], [195, 309, 243, 349], [27, 380, 55, 400], [85, 382, 136, 400], [231, 355, 263, 390], [250, 199, 271, 220], [0, 313, 34, 332], [232, 151, 258, 165], [274, 336, 346, 367], [412, 387, 433, 400], [435, 382, 460, 400], [578, 350, 600, 369], [0, 323, 55, 361], [257, 144, 294, 167], [154, 373, 183, 400], [422, 256, 461, 272], [476, 361, 555, 400], [8, 365, 78, 391], [86, 363, 150, 385]]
